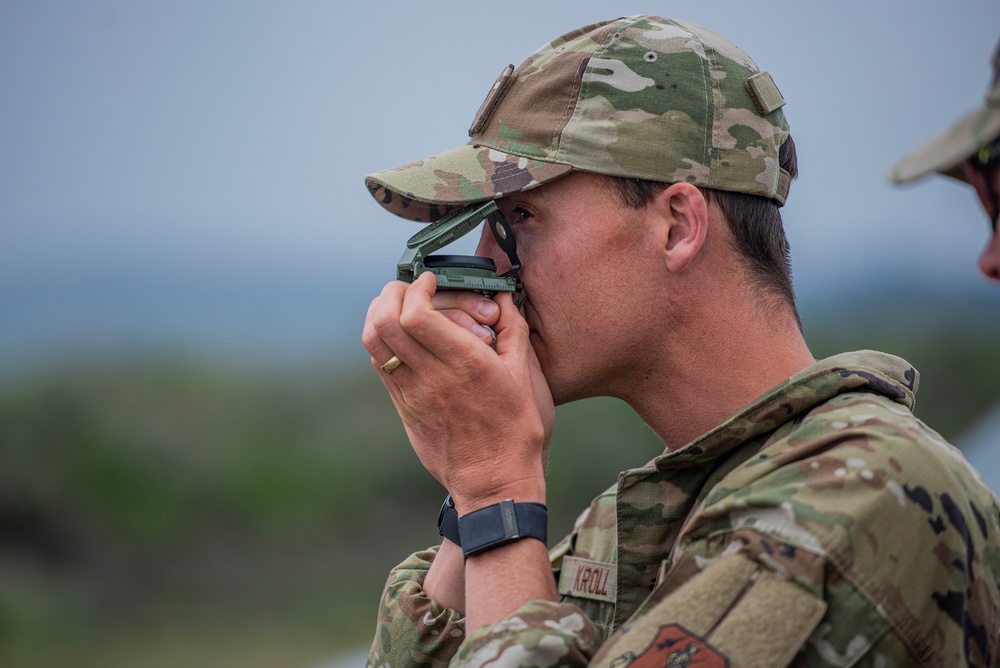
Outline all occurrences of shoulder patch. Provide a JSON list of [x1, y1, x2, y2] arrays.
[[614, 624, 728, 668]]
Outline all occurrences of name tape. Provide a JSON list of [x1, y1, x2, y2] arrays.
[[558, 556, 617, 604]]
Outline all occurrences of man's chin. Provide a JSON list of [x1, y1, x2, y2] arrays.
[[532, 349, 573, 407]]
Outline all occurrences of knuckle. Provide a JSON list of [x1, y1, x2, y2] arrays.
[[360, 327, 379, 352], [370, 308, 395, 333], [397, 307, 425, 333], [503, 313, 530, 337]]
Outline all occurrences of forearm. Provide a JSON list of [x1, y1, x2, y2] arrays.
[[451, 467, 553, 630], [368, 547, 467, 668], [449, 535, 599, 668], [371, 507, 599, 668], [423, 538, 466, 613], [464, 534, 557, 630], [450, 485, 597, 666]]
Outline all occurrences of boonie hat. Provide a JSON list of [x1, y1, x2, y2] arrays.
[[887, 38, 1000, 185], [365, 15, 793, 223]]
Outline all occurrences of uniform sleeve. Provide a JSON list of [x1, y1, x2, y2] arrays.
[[367, 546, 467, 668], [453, 600, 602, 668]]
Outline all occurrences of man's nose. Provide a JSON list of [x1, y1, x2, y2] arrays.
[[977, 232, 1000, 281]]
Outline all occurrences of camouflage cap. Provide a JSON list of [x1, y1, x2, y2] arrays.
[[887, 38, 1000, 185], [365, 16, 793, 222]]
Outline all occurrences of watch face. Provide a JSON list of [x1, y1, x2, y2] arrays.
[[438, 494, 461, 546]]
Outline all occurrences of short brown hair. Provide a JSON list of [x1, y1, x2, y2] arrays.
[[608, 136, 800, 329]]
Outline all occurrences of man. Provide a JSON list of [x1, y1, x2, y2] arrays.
[[362, 16, 1000, 667], [887, 38, 1000, 281]]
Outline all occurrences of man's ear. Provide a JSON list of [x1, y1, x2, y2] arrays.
[[649, 182, 709, 272]]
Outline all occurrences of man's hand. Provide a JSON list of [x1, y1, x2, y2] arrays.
[[363, 272, 559, 627], [362, 272, 554, 511]]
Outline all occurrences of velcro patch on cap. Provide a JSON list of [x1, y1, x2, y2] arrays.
[[745, 71, 786, 116], [469, 64, 517, 136]]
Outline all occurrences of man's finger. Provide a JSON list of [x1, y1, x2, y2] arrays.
[[399, 273, 498, 365], [431, 290, 501, 326]]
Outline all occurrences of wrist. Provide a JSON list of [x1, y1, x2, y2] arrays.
[[450, 479, 546, 516], [458, 499, 548, 559]]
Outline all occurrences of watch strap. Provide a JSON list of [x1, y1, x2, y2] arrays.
[[437, 494, 461, 546], [458, 499, 547, 558]]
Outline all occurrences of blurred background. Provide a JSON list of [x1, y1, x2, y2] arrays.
[[3, 1, 999, 666]]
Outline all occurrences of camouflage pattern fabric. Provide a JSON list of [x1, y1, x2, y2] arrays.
[[366, 351, 1000, 667], [365, 16, 792, 224], [888, 37, 1000, 185]]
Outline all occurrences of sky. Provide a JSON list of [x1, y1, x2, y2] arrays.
[[2, 0, 999, 373]]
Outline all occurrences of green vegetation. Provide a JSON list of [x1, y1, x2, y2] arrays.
[[1, 315, 998, 667]]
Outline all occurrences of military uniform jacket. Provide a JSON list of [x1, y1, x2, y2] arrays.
[[367, 351, 1000, 667]]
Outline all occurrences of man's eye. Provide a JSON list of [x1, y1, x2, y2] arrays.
[[511, 207, 532, 222]]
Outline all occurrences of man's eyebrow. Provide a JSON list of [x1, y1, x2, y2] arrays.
[[519, 187, 550, 204]]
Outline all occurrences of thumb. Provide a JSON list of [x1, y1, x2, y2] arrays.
[[493, 290, 531, 356]]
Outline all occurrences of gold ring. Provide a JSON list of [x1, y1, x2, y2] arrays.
[[380, 355, 403, 374]]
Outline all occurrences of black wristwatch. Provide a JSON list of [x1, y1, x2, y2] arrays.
[[437, 494, 461, 546], [458, 499, 547, 558]]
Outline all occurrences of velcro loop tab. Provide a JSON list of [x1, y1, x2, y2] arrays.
[[709, 568, 827, 667], [745, 71, 786, 116], [591, 554, 826, 668], [776, 167, 791, 206], [592, 554, 755, 665], [469, 64, 517, 136], [649, 553, 758, 634]]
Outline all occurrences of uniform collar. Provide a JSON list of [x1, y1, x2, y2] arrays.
[[653, 350, 918, 471]]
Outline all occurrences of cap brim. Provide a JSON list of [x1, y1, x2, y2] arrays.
[[887, 97, 1000, 185], [365, 143, 573, 222]]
